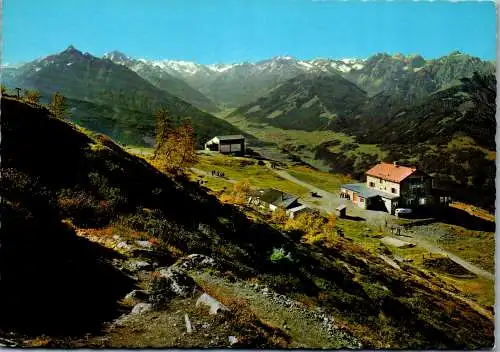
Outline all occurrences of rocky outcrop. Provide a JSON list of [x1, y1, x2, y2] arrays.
[[174, 254, 217, 271], [157, 266, 200, 297]]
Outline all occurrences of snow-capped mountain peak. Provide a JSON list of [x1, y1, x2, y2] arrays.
[[103, 50, 132, 64], [207, 63, 239, 73], [146, 60, 205, 76], [103, 51, 368, 80]]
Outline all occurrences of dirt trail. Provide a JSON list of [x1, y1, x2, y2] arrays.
[[402, 235, 495, 281]]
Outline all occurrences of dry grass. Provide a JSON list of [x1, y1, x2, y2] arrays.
[[441, 276, 495, 307], [449, 202, 495, 222], [437, 224, 495, 273], [288, 165, 354, 192]]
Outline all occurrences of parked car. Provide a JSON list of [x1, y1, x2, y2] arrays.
[[395, 208, 412, 218]]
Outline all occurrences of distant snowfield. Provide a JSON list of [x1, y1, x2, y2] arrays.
[[132, 55, 367, 77]]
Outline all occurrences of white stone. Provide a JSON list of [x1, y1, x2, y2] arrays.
[[128, 260, 151, 271], [131, 302, 152, 315], [184, 313, 194, 333], [195, 293, 230, 315], [380, 237, 415, 249], [136, 240, 153, 248], [228, 336, 238, 345], [116, 241, 131, 251]]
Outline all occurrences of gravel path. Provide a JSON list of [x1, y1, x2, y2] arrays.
[[192, 271, 362, 349]]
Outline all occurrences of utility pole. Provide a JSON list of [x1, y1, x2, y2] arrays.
[[15, 87, 21, 99]]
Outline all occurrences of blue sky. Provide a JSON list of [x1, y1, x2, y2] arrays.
[[3, 0, 497, 64]]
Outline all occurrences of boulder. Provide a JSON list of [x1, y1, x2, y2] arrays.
[[195, 293, 230, 315], [228, 336, 238, 345], [136, 240, 154, 249], [124, 289, 149, 301], [157, 266, 199, 297], [116, 241, 132, 251], [175, 254, 217, 271], [131, 302, 152, 315], [128, 260, 152, 271], [380, 237, 415, 249]]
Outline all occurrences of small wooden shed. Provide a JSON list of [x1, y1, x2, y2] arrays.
[[335, 205, 346, 218]]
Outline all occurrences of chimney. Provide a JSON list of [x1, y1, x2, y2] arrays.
[[393, 161, 399, 167]]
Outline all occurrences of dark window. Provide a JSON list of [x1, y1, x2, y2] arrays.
[[360, 198, 364, 203], [369, 182, 375, 187], [391, 188, 396, 194]]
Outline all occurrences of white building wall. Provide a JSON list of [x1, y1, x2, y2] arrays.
[[366, 175, 400, 195]]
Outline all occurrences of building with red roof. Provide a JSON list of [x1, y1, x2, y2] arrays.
[[341, 162, 436, 214]]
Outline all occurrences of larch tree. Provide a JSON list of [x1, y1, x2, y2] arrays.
[[24, 89, 41, 105], [153, 107, 173, 158], [154, 115, 198, 176], [50, 92, 70, 119]]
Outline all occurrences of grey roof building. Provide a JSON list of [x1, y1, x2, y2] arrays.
[[249, 188, 300, 210], [204, 135, 245, 155]]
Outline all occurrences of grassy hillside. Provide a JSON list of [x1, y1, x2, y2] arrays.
[[0, 97, 494, 349], [66, 96, 239, 147], [231, 72, 367, 131]]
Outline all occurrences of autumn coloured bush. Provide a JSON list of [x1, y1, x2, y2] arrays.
[[218, 180, 251, 205], [57, 189, 110, 227], [270, 207, 288, 224]]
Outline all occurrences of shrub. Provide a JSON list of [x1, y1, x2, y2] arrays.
[[270, 207, 288, 224], [88, 172, 127, 211], [0, 168, 55, 210], [270, 247, 293, 263], [57, 189, 109, 227]]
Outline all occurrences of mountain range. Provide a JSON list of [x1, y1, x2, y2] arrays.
[[3, 46, 242, 146], [102, 50, 494, 108]]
